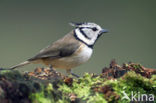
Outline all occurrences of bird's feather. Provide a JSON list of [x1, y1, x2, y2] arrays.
[[28, 31, 80, 61]]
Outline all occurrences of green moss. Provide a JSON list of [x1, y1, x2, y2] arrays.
[[131, 63, 142, 70], [30, 83, 55, 103], [59, 73, 110, 103], [87, 93, 107, 103], [58, 72, 156, 103], [108, 71, 156, 103], [0, 70, 23, 80], [30, 83, 70, 103], [0, 67, 155, 103]]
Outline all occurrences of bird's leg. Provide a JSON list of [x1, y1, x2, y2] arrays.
[[66, 69, 80, 78]]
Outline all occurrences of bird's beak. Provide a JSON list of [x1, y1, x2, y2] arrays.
[[100, 29, 108, 34]]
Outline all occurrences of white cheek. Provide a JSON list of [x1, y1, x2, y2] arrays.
[[75, 29, 97, 45]]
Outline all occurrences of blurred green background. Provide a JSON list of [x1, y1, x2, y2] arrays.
[[0, 0, 156, 75]]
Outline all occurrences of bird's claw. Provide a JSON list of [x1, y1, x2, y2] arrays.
[[71, 72, 80, 78]]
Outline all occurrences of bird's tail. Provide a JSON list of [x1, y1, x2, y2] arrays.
[[0, 61, 31, 70], [9, 61, 30, 70]]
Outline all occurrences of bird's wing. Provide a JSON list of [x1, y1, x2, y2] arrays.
[[28, 42, 80, 61]]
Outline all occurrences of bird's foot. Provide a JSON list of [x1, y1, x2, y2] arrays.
[[70, 72, 80, 78], [66, 69, 80, 78]]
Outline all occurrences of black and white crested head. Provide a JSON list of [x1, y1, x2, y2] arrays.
[[70, 22, 108, 48]]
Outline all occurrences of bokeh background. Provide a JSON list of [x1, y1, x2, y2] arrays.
[[0, 0, 156, 75]]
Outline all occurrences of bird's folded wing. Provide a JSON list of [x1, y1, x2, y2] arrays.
[[28, 42, 80, 61]]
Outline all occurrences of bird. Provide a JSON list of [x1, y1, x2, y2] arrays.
[[0, 22, 108, 77]]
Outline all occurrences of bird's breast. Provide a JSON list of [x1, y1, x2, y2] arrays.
[[74, 44, 93, 63]]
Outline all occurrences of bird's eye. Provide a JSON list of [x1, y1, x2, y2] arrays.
[[92, 27, 98, 31]]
